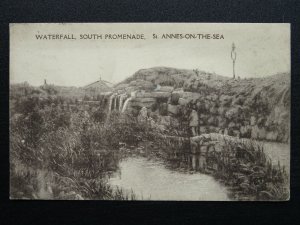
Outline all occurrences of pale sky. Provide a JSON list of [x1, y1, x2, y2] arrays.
[[10, 23, 290, 87]]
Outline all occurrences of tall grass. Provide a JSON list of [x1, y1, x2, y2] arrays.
[[10, 95, 148, 200]]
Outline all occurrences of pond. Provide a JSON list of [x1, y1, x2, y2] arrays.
[[107, 139, 289, 201], [108, 156, 229, 201]]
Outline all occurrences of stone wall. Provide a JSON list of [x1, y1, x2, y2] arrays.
[[123, 85, 289, 143], [112, 68, 290, 143]]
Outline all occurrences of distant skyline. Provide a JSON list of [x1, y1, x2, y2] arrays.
[[10, 23, 290, 87]]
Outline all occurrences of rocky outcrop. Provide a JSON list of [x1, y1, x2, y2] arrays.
[[113, 67, 290, 143]]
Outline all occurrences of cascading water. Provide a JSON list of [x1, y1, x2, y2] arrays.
[[107, 93, 116, 117], [121, 91, 137, 113], [114, 95, 117, 111], [119, 94, 127, 111], [122, 97, 132, 113]]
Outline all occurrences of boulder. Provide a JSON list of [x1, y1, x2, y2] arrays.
[[170, 93, 180, 105], [157, 86, 174, 92], [174, 91, 201, 100], [132, 97, 156, 103], [178, 98, 188, 106], [130, 79, 155, 90], [136, 92, 171, 98], [159, 103, 168, 115], [131, 100, 156, 108], [125, 86, 138, 94], [168, 104, 179, 115]]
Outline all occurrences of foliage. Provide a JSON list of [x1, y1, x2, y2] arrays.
[[10, 91, 153, 199]]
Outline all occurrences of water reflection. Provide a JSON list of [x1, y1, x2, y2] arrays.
[[109, 156, 229, 200]]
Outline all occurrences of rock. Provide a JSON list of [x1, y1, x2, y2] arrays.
[[136, 92, 171, 98], [167, 104, 179, 115], [131, 98, 156, 108], [159, 103, 168, 115], [132, 97, 156, 103], [170, 93, 180, 105], [130, 79, 155, 90], [125, 86, 137, 95], [178, 98, 188, 106], [131, 101, 155, 108], [175, 91, 201, 100], [157, 86, 174, 92]]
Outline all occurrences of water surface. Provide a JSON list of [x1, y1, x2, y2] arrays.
[[109, 156, 229, 201]]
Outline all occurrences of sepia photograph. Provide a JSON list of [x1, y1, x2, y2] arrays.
[[9, 23, 290, 201]]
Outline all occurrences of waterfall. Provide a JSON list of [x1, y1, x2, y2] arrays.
[[114, 95, 117, 111], [107, 94, 116, 117], [119, 94, 126, 111], [122, 97, 132, 113]]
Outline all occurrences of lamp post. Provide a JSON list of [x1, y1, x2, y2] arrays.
[[231, 42, 237, 79]]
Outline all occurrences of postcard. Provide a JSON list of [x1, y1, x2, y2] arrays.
[[9, 23, 290, 200]]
